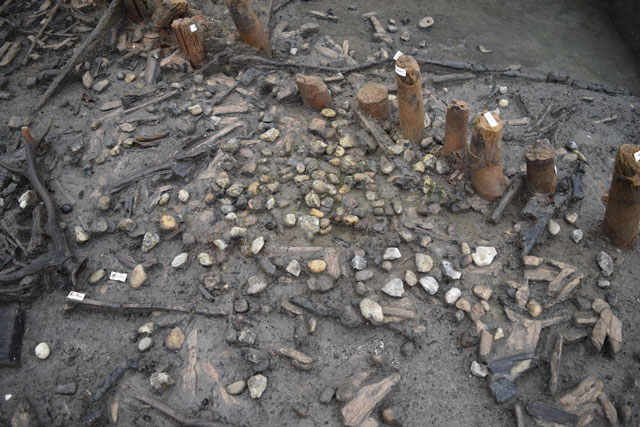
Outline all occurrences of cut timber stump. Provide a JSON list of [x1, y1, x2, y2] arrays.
[[153, 0, 187, 28], [526, 139, 556, 194], [123, 0, 150, 23], [357, 84, 390, 120], [171, 18, 206, 68]]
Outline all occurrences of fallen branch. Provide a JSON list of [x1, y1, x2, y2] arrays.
[[489, 174, 523, 224], [99, 90, 179, 122], [0, 122, 84, 290], [36, 0, 123, 111], [120, 383, 226, 427], [65, 294, 231, 317]]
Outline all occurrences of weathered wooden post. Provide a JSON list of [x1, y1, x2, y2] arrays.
[[443, 100, 469, 154], [153, 0, 187, 28], [171, 17, 206, 68], [122, 0, 150, 23], [603, 144, 640, 248], [296, 74, 332, 111], [525, 139, 556, 194], [395, 55, 424, 143], [224, 0, 271, 57], [468, 111, 506, 201], [357, 84, 390, 120]]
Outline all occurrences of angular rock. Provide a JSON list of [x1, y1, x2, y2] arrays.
[[596, 251, 613, 277], [382, 278, 404, 297], [415, 253, 433, 273], [359, 298, 384, 325], [248, 374, 267, 399], [442, 261, 461, 279], [383, 247, 401, 261], [419, 276, 439, 295], [247, 275, 268, 295]]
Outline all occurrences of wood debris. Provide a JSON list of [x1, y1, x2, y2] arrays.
[[341, 374, 400, 426]]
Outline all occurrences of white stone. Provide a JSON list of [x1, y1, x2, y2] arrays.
[[138, 322, 155, 335], [382, 278, 404, 297], [171, 252, 188, 268], [75, 226, 90, 244], [471, 246, 497, 267], [214, 239, 228, 250], [470, 361, 488, 377], [442, 261, 461, 280], [198, 253, 213, 266], [405, 270, 418, 287], [251, 236, 265, 255], [419, 276, 439, 295], [35, 342, 50, 360], [571, 229, 583, 243], [260, 128, 279, 143], [178, 189, 189, 202], [547, 219, 561, 235], [359, 298, 384, 325], [138, 337, 153, 352], [498, 99, 509, 108], [188, 104, 202, 115], [286, 260, 301, 277], [247, 374, 267, 399], [18, 190, 35, 209], [284, 214, 297, 227], [383, 247, 401, 261], [444, 287, 461, 304], [415, 253, 433, 273], [247, 275, 268, 295]]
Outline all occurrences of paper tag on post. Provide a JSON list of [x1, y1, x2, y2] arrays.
[[67, 291, 85, 302], [110, 271, 127, 282], [634, 151, 640, 162], [393, 51, 403, 60], [395, 65, 406, 77], [190, 24, 198, 32], [484, 111, 498, 128]]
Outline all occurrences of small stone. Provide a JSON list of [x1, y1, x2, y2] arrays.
[[89, 269, 105, 284], [444, 287, 461, 304], [198, 253, 213, 266], [227, 380, 246, 395], [75, 226, 90, 244], [320, 108, 336, 118], [130, 264, 147, 288], [383, 247, 401, 260], [286, 260, 301, 277], [234, 299, 249, 313], [382, 278, 404, 297], [251, 236, 265, 255], [470, 361, 488, 377], [171, 253, 188, 268], [382, 406, 405, 426], [308, 276, 334, 293], [18, 190, 35, 209], [351, 255, 367, 270], [418, 16, 435, 29], [415, 253, 433, 273], [248, 374, 267, 399], [150, 372, 175, 392], [547, 219, 561, 235], [527, 299, 542, 317], [119, 122, 135, 133], [159, 215, 177, 232], [405, 270, 417, 287], [596, 251, 613, 277], [260, 128, 280, 142], [138, 322, 154, 335], [471, 247, 497, 267], [188, 104, 202, 115], [82, 71, 94, 89], [138, 337, 153, 352], [308, 259, 326, 273], [93, 79, 110, 92], [498, 99, 509, 107], [564, 213, 578, 224], [442, 261, 461, 280], [570, 229, 583, 243], [142, 232, 160, 252], [456, 298, 471, 312], [178, 189, 189, 202], [298, 215, 320, 235], [355, 270, 374, 281], [35, 342, 50, 359], [419, 276, 439, 295], [359, 298, 384, 325], [229, 227, 247, 239], [158, 193, 170, 205], [489, 378, 516, 403], [473, 285, 492, 301], [247, 275, 268, 295], [284, 214, 297, 227], [125, 73, 136, 83], [319, 386, 336, 404], [165, 327, 185, 350], [597, 279, 611, 289], [96, 195, 110, 211]]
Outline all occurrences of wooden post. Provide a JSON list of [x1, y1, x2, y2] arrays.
[[153, 0, 187, 28], [395, 55, 424, 143], [225, 0, 271, 58], [122, 0, 150, 23], [171, 18, 206, 68], [296, 74, 332, 111], [525, 139, 556, 194], [468, 111, 506, 201], [603, 144, 640, 248], [444, 100, 469, 154], [357, 84, 390, 120]]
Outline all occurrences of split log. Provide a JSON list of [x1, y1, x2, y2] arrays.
[[171, 17, 206, 68], [549, 334, 563, 393]]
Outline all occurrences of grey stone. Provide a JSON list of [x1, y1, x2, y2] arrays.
[[489, 378, 517, 403], [570, 229, 583, 243], [227, 380, 247, 395], [247, 275, 268, 295], [419, 276, 439, 295], [470, 361, 488, 377], [444, 287, 461, 304], [307, 276, 334, 293], [351, 255, 367, 270], [442, 261, 461, 279], [319, 386, 336, 404], [142, 232, 160, 253], [286, 260, 301, 277], [596, 251, 613, 277], [382, 278, 404, 297], [355, 270, 374, 281], [383, 247, 401, 260], [247, 374, 268, 399], [415, 253, 433, 273], [138, 337, 153, 352], [340, 306, 362, 328]]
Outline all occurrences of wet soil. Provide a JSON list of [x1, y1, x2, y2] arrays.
[[0, 1, 639, 426]]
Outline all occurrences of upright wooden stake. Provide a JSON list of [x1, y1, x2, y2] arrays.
[[468, 111, 506, 201], [444, 100, 469, 154], [153, 0, 188, 29], [525, 139, 556, 194], [225, 0, 271, 58], [603, 144, 640, 248], [395, 55, 424, 143], [122, 0, 149, 23], [171, 18, 206, 68], [357, 84, 390, 120]]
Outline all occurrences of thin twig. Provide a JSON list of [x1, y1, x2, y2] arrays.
[[66, 295, 231, 317]]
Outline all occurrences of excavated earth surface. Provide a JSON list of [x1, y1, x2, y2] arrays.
[[0, 1, 639, 426]]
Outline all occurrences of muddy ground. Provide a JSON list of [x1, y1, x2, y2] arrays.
[[0, 1, 639, 426]]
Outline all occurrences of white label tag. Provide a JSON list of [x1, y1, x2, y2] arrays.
[[190, 24, 197, 32], [67, 291, 85, 301], [395, 65, 406, 77], [110, 271, 127, 282], [635, 151, 640, 162], [484, 111, 498, 128], [393, 51, 403, 60]]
